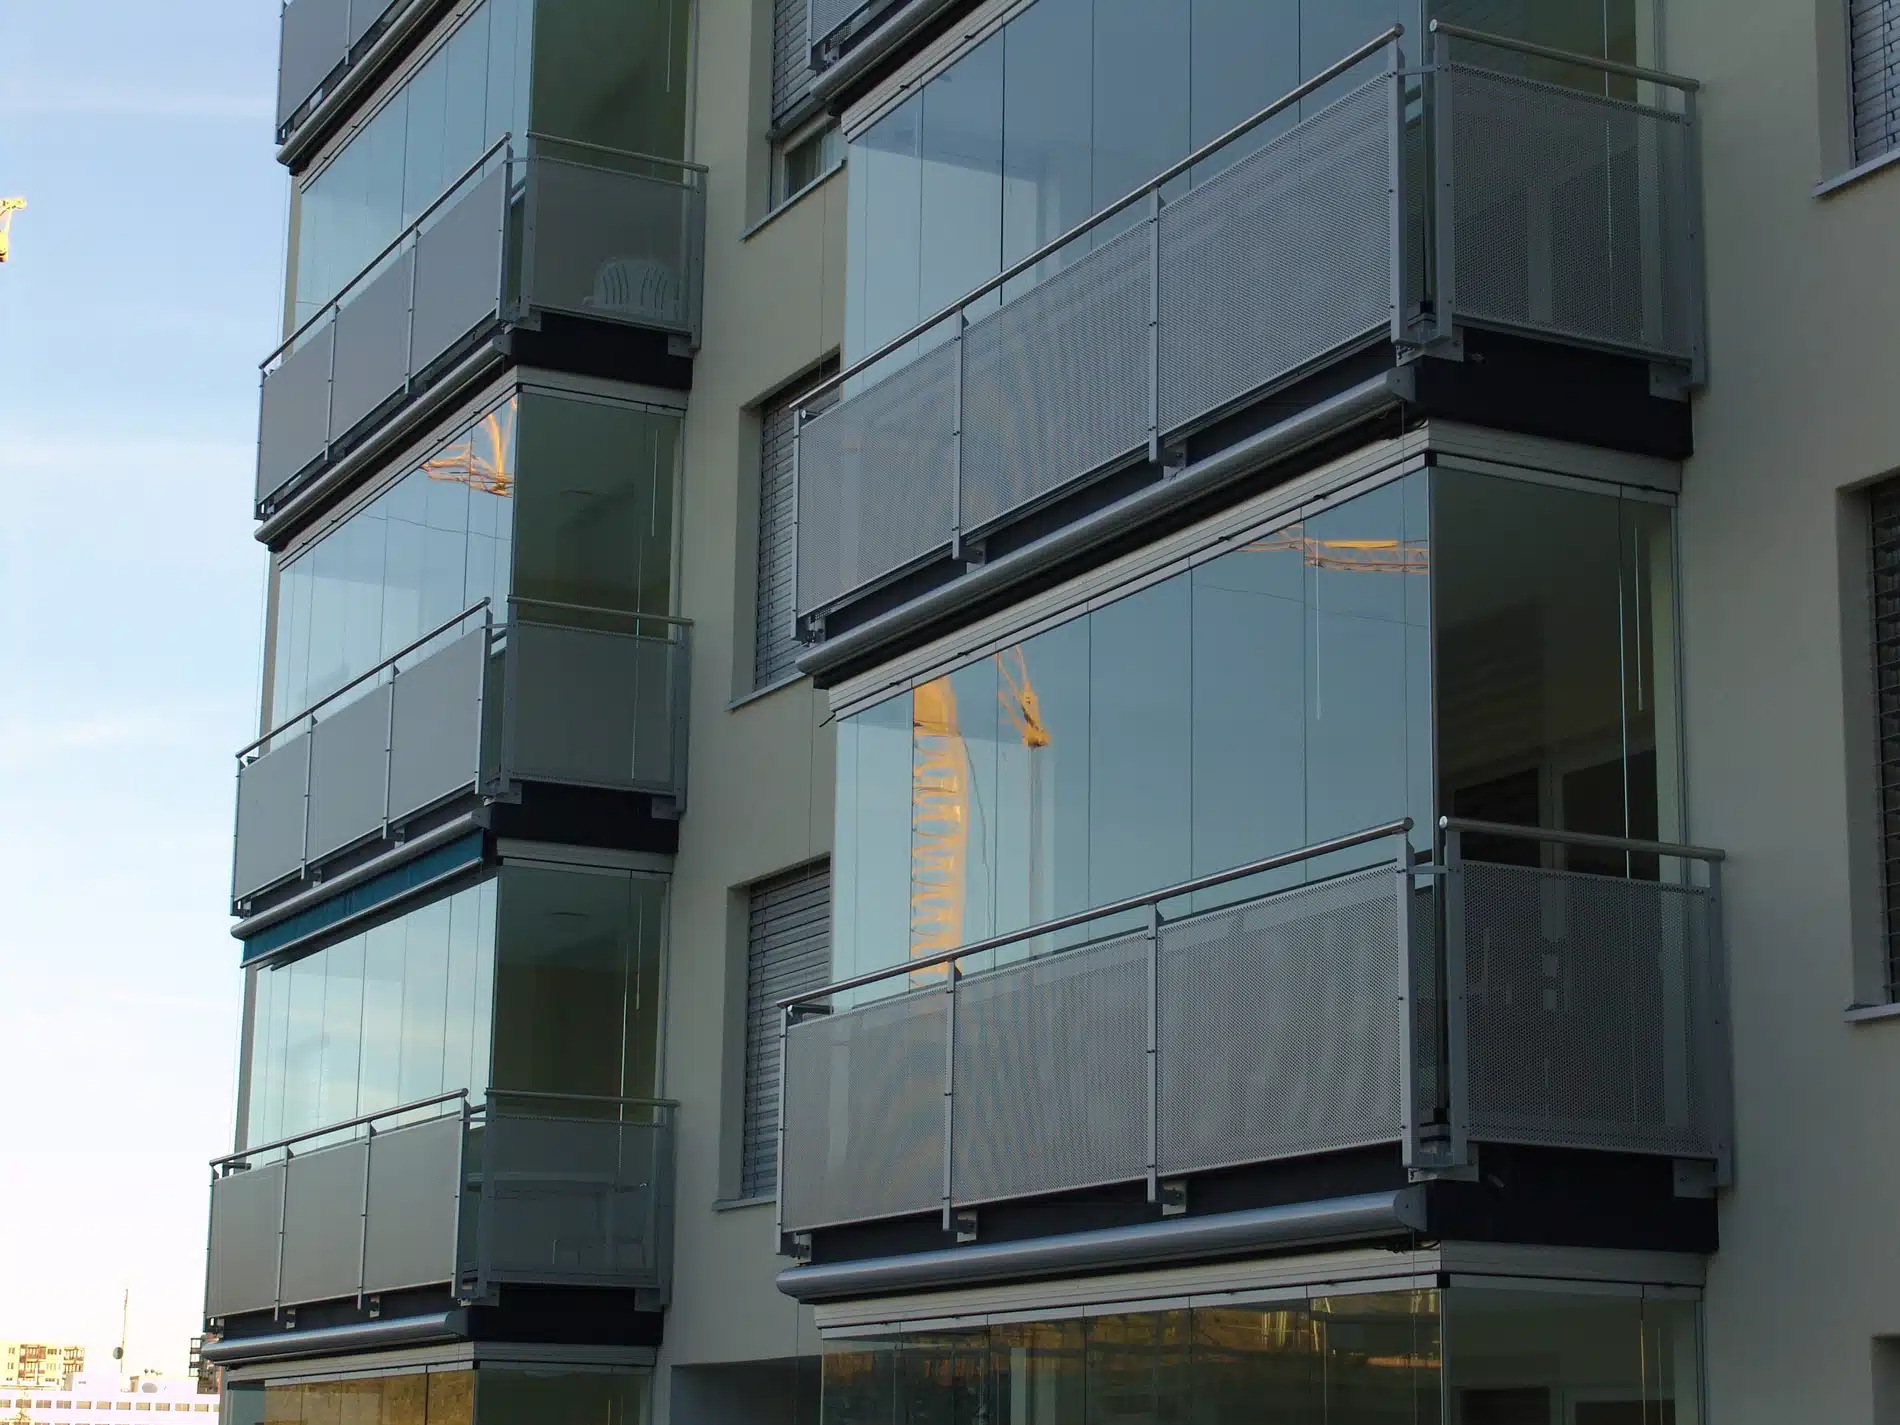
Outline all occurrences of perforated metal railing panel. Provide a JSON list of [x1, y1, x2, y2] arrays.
[[951, 932, 1149, 1207], [809, 0, 869, 49], [1157, 867, 1405, 1176], [781, 989, 948, 1232], [1159, 78, 1393, 433], [795, 339, 958, 616], [1458, 861, 1715, 1158], [1444, 66, 1694, 362], [960, 226, 1151, 533]]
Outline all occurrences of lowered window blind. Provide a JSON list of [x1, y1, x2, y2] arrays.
[[1853, 0, 1900, 164], [773, 0, 817, 127], [756, 367, 837, 690], [1872, 480, 1900, 998], [742, 860, 832, 1198]]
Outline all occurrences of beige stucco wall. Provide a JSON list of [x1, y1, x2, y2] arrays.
[[657, 0, 844, 1401], [1672, 1, 1900, 1420]]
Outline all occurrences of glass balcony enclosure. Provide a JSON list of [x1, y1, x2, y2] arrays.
[[207, 867, 673, 1321], [830, 467, 1675, 990], [228, 1367, 651, 1425], [242, 865, 664, 1154], [259, 0, 702, 515], [286, 0, 688, 304], [818, 1285, 1701, 1425], [843, 0, 1657, 374]]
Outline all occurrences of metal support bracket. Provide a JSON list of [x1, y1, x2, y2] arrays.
[[952, 1210, 978, 1244], [1158, 1179, 1187, 1217]]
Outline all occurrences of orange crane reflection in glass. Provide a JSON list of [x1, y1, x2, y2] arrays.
[[1244, 524, 1428, 574], [0, 199, 26, 264], [908, 647, 1051, 980], [420, 401, 517, 496]]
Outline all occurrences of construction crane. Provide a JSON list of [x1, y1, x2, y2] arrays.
[[420, 401, 516, 495], [1245, 526, 1428, 574], [908, 649, 1052, 978], [0, 198, 25, 264]]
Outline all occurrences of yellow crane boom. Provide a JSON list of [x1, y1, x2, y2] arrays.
[[0, 198, 26, 264]]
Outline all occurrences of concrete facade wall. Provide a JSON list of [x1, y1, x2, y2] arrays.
[[658, 0, 843, 1399], [1672, 3, 1900, 1422]]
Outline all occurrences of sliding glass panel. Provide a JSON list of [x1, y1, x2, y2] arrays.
[[999, 0, 1094, 300], [919, 34, 1005, 325], [478, 1367, 652, 1425], [530, 0, 691, 161], [1189, 0, 1300, 178], [1091, 0, 1190, 240], [1427, 0, 1645, 95]]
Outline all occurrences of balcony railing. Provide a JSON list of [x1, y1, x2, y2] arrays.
[[791, 23, 1704, 626], [231, 600, 691, 909], [256, 133, 706, 514], [275, 0, 404, 141], [774, 819, 1730, 1238], [204, 1091, 677, 1321]]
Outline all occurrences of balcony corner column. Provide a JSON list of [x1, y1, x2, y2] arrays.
[[1145, 900, 1162, 1203], [940, 964, 960, 1233]]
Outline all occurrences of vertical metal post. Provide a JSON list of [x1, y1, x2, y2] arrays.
[[788, 411, 804, 644], [513, 141, 534, 319], [381, 665, 398, 837], [1430, 26, 1458, 346], [474, 1101, 496, 1301], [1704, 858, 1734, 1186], [774, 1006, 792, 1243], [272, 1147, 291, 1317], [450, 1097, 471, 1293], [298, 713, 315, 878], [1144, 901, 1162, 1202], [950, 313, 966, 561], [1146, 187, 1163, 467], [1387, 38, 1409, 346], [355, 1121, 374, 1305], [1681, 88, 1709, 388], [670, 624, 692, 811], [1442, 824, 1470, 1167], [321, 309, 339, 458], [472, 610, 491, 790], [940, 963, 960, 1233], [498, 604, 521, 793], [1395, 831, 1418, 1169], [403, 226, 421, 390], [230, 758, 246, 905]]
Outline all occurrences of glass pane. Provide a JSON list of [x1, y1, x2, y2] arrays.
[[305, 498, 390, 709], [358, 919, 408, 1116], [625, 878, 666, 1103], [1433, 470, 1639, 871], [1445, 1287, 1695, 1421], [1092, 0, 1191, 240], [226, 1384, 266, 1425], [1000, 0, 1093, 297], [1190, 538, 1307, 907], [398, 899, 453, 1106], [512, 396, 679, 621], [919, 35, 1004, 321], [912, 660, 1000, 969], [443, 886, 482, 1101], [823, 1338, 899, 1425], [1189, 0, 1300, 176], [1427, 0, 1642, 94], [485, 0, 531, 148], [1088, 575, 1192, 904], [279, 953, 327, 1141], [1623, 497, 1682, 863], [987, 1318, 1085, 1423], [476, 1369, 650, 1425], [403, 42, 452, 225], [531, 0, 691, 159], [1311, 1289, 1442, 1424], [898, 1332, 988, 1425], [1191, 1304, 1320, 1422], [1300, 0, 1416, 114], [426, 1371, 475, 1425], [316, 933, 366, 1129], [834, 693, 913, 989], [441, 7, 491, 184], [856, 96, 923, 361], [295, 94, 408, 322], [1085, 1312, 1191, 1424], [492, 866, 636, 1099], [383, 1373, 427, 1425]]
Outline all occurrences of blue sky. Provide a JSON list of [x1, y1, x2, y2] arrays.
[[0, 0, 285, 1374]]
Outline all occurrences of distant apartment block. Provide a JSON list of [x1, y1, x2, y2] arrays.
[[0, 1347, 84, 1393]]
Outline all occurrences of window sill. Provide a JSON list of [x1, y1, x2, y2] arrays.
[[1844, 1001, 1900, 1025], [1814, 146, 1900, 199], [729, 672, 807, 711], [742, 161, 845, 242], [712, 1193, 776, 1212]]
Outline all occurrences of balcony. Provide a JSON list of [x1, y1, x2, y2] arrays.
[[775, 820, 1731, 1240], [274, 0, 408, 144], [231, 602, 689, 911], [256, 135, 705, 517], [205, 1091, 676, 1321], [792, 24, 1704, 635]]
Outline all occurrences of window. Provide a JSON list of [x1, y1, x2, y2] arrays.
[[1871, 479, 1900, 998], [1852, 0, 1899, 164], [771, 0, 817, 129], [742, 862, 832, 1198], [774, 119, 843, 208], [755, 365, 838, 689]]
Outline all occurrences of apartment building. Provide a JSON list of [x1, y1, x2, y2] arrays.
[[0, 1348, 86, 1394], [201, 0, 1900, 1422]]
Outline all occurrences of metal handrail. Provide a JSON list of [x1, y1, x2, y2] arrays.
[[239, 598, 490, 760], [212, 1089, 470, 1170], [796, 26, 1405, 413], [486, 1089, 681, 1109], [524, 129, 709, 177], [509, 596, 693, 632], [1439, 816, 1726, 864], [262, 132, 514, 372], [782, 819, 1412, 1008], [1427, 20, 1701, 93]]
